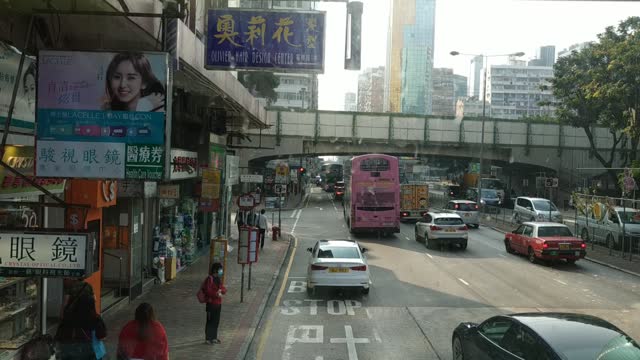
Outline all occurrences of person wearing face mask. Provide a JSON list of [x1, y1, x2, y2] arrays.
[[202, 262, 227, 344]]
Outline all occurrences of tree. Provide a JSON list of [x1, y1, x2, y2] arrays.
[[238, 71, 280, 105], [551, 16, 640, 185]]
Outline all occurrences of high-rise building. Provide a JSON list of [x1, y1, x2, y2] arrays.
[[384, 0, 436, 115], [528, 45, 556, 67], [344, 92, 357, 111], [487, 65, 556, 120], [238, 0, 318, 110], [453, 74, 468, 101], [357, 66, 385, 112], [469, 55, 483, 98], [431, 68, 455, 116], [558, 42, 590, 58]]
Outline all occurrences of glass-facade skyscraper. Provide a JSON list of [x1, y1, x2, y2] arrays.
[[384, 0, 436, 115]]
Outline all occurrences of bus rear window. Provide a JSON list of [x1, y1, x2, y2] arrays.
[[360, 158, 390, 171]]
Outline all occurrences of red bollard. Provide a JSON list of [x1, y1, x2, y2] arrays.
[[272, 226, 280, 241]]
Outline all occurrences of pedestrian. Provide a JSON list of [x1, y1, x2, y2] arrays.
[[55, 293, 106, 360], [257, 209, 269, 250], [202, 262, 227, 344], [235, 208, 244, 234], [117, 303, 169, 360]]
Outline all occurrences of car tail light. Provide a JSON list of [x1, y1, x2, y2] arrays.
[[450, 192, 454, 196], [401, 212, 409, 217], [351, 265, 367, 271], [581, 243, 586, 249], [311, 264, 328, 270], [430, 225, 442, 231], [543, 243, 549, 249], [454, 204, 459, 209], [475, 205, 479, 210], [458, 225, 468, 231]]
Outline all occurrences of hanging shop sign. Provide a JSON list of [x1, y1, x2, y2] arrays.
[[275, 162, 289, 184], [241, 174, 264, 183], [117, 180, 143, 198], [0, 145, 65, 198], [0, 232, 88, 277], [158, 184, 180, 199], [226, 155, 239, 185], [0, 41, 36, 133], [144, 181, 158, 197], [170, 149, 198, 180], [35, 50, 168, 180], [206, 9, 326, 73], [237, 193, 256, 210]]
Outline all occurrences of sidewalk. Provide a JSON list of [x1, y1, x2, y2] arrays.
[[102, 229, 291, 359], [483, 217, 640, 277]]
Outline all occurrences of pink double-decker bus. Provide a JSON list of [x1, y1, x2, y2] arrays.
[[343, 154, 400, 236]]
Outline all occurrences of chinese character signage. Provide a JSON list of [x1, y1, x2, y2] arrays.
[[158, 184, 180, 199], [0, 41, 36, 133], [0, 145, 65, 198], [36, 50, 168, 180], [275, 162, 289, 184], [206, 9, 325, 72], [0, 232, 88, 277], [170, 149, 198, 180]]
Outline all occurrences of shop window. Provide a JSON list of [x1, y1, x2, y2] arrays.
[[0, 278, 39, 350]]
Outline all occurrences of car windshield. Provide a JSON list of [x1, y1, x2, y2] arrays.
[[481, 189, 498, 198], [537, 226, 573, 237], [317, 246, 361, 259], [533, 200, 558, 211], [617, 210, 640, 224], [435, 217, 464, 225]]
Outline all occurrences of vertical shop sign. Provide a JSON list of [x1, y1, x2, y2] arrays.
[[36, 50, 168, 180], [226, 155, 239, 185], [0, 41, 37, 133]]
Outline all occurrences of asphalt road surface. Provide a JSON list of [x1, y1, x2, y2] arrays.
[[245, 187, 640, 360]]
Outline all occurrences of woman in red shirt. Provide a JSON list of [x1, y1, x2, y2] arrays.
[[117, 303, 169, 360], [203, 262, 227, 344]]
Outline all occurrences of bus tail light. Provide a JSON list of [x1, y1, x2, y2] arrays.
[[401, 212, 409, 217]]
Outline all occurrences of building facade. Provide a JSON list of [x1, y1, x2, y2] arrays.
[[431, 68, 455, 116], [385, 0, 436, 115], [357, 66, 385, 112], [344, 92, 357, 111], [558, 42, 591, 58], [453, 74, 468, 101], [455, 97, 487, 118], [469, 55, 483, 98], [487, 65, 556, 120], [528, 45, 556, 67]]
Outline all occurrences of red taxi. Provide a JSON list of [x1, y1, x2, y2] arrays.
[[504, 222, 586, 264]]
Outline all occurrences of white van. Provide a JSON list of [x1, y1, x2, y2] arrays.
[[513, 197, 563, 223]]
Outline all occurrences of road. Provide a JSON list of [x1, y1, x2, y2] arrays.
[[245, 187, 640, 360]]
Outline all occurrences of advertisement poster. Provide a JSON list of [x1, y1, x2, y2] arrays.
[[0, 41, 36, 133], [0, 145, 65, 198], [170, 149, 198, 180], [36, 50, 168, 180], [206, 9, 325, 72], [0, 232, 88, 277]]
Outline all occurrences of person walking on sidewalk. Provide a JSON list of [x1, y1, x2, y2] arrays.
[[203, 262, 227, 344], [55, 293, 106, 360], [235, 208, 245, 234], [117, 303, 169, 360], [257, 209, 269, 250]]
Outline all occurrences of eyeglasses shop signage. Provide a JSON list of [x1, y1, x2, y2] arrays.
[[170, 149, 198, 180], [0, 232, 88, 277], [0, 145, 65, 198], [35, 50, 169, 180]]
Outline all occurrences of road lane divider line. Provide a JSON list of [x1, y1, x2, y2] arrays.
[[373, 328, 383, 343], [407, 307, 442, 360], [458, 278, 470, 286], [405, 236, 410, 240], [365, 308, 373, 319], [554, 279, 567, 285], [426, 253, 433, 259], [275, 236, 297, 306], [289, 209, 296, 218]]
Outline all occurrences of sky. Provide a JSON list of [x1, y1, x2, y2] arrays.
[[315, 0, 640, 111]]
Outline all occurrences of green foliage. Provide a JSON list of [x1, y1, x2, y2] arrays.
[[551, 16, 640, 183], [238, 71, 280, 105]]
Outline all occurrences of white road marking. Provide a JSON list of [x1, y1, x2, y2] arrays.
[[372, 328, 383, 343], [554, 279, 568, 285], [291, 208, 303, 234], [458, 278, 470, 286], [289, 209, 297, 218], [425, 253, 433, 259], [365, 308, 373, 319], [405, 236, 410, 240], [315, 357, 324, 360], [287, 281, 307, 293], [284, 325, 324, 360], [330, 325, 370, 360], [319, 207, 323, 211]]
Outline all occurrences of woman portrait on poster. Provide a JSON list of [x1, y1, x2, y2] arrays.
[[22, 62, 36, 115], [103, 52, 166, 112]]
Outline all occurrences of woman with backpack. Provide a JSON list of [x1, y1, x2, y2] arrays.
[[201, 262, 227, 344], [117, 303, 169, 360]]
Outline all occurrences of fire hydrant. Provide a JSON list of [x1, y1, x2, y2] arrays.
[[272, 226, 280, 241]]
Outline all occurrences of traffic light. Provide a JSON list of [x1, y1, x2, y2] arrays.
[[299, 167, 306, 175]]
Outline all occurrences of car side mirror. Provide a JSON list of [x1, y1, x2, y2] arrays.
[[361, 247, 368, 253], [307, 247, 313, 253]]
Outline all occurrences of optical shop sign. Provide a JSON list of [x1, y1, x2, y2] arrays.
[[35, 50, 169, 180], [0, 232, 88, 277]]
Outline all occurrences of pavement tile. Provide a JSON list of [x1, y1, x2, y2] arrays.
[[102, 228, 290, 360]]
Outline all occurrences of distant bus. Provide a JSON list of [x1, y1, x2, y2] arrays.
[[320, 162, 343, 192], [343, 154, 400, 236]]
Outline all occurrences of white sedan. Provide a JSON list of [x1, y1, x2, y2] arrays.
[[306, 240, 371, 295]]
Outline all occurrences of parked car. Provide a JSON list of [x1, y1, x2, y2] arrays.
[[306, 239, 371, 295], [504, 222, 586, 264], [444, 200, 480, 228], [576, 204, 640, 250], [467, 188, 501, 213], [415, 212, 468, 250], [513, 197, 562, 223], [452, 312, 640, 360]]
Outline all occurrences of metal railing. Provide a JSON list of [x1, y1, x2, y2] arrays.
[[103, 251, 124, 297]]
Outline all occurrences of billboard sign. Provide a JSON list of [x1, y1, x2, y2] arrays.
[[0, 145, 65, 198], [206, 9, 325, 72], [0, 42, 36, 133], [0, 232, 88, 277], [35, 50, 168, 180]]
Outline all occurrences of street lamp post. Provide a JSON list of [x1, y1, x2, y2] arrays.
[[450, 51, 524, 208]]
